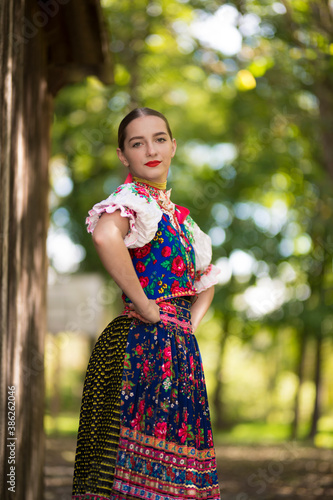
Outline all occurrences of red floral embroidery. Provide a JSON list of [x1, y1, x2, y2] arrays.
[[195, 264, 213, 282], [160, 304, 177, 315], [130, 413, 141, 430], [161, 246, 172, 257], [123, 380, 132, 391], [206, 473, 213, 485], [136, 261, 146, 273], [137, 186, 150, 196], [134, 243, 151, 258], [186, 471, 194, 483], [170, 281, 183, 294], [154, 421, 167, 438], [208, 429, 213, 447], [171, 256, 186, 277], [190, 356, 194, 369], [162, 361, 171, 379], [163, 346, 172, 359], [143, 359, 149, 376], [138, 400, 145, 414], [178, 423, 189, 444], [139, 276, 149, 288]]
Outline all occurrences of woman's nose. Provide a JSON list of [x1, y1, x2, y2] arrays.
[[146, 141, 157, 156]]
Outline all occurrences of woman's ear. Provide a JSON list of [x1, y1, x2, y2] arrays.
[[117, 147, 129, 167], [171, 138, 177, 158]]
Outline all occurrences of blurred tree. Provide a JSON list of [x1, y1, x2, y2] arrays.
[[218, 0, 333, 440], [50, 0, 333, 441], [0, 1, 111, 499]]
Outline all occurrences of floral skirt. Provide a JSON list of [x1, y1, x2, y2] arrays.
[[72, 297, 221, 500]]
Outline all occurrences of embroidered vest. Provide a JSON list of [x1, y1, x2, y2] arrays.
[[122, 213, 197, 304]]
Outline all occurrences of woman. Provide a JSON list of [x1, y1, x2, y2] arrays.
[[72, 107, 221, 499]]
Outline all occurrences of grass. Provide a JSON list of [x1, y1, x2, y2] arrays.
[[216, 421, 290, 444], [215, 420, 333, 448], [44, 413, 80, 437]]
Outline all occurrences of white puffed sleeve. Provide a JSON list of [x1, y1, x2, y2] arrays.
[[85, 184, 162, 248], [185, 216, 220, 293]]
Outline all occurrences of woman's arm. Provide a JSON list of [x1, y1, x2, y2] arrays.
[[92, 211, 160, 323], [191, 286, 215, 332]]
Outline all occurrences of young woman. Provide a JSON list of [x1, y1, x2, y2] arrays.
[[72, 107, 221, 499]]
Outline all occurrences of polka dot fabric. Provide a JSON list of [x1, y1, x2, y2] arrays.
[[72, 316, 132, 498]]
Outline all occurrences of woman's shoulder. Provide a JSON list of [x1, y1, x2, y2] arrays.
[[86, 182, 162, 244], [111, 182, 156, 203], [89, 182, 161, 220]]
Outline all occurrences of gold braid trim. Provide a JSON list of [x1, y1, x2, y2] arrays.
[[132, 176, 167, 190]]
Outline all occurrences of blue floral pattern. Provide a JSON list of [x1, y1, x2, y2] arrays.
[[123, 214, 197, 303], [112, 298, 220, 499]]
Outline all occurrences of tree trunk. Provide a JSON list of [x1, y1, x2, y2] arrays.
[[307, 333, 323, 441], [290, 328, 307, 440], [306, 218, 331, 442], [0, 2, 51, 499], [213, 317, 229, 430], [316, 80, 333, 181], [1, 1, 112, 498]]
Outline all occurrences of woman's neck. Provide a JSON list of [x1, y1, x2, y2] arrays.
[[132, 176, 167, 190]]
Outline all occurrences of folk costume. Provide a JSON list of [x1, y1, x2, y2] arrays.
[[72, 178, 221, 500]]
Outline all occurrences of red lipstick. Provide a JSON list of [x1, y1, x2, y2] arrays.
[[145, 161, 161, 167]]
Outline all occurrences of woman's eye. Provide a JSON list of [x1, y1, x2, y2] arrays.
[[157, 137, 166, 143], [132, 142, 142, 148]]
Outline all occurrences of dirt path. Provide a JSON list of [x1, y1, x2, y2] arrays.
[[44, 437, 333, 499], [215, 442, 333, 499]]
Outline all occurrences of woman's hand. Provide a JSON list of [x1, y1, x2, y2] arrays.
[[126, 299, 160, 323]]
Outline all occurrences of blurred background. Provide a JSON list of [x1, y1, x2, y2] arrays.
[[44, 0, 333, 498]]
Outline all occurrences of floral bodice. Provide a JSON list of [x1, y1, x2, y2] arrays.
[[86, 181, 220, 303]]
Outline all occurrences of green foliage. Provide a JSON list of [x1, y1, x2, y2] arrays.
[[50, 0, 333, 440]]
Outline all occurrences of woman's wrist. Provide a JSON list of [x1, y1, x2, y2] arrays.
[[132, 294, 150, 313], [190, 286, 215, 331]]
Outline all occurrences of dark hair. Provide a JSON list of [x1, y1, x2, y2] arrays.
[[118, 107, 173, 151]]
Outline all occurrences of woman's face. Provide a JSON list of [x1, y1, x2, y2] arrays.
[[117, 115, 176, 183]]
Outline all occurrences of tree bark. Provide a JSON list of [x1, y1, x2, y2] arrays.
[[213, 317, 229, 430], [0, 2, 51, 499], [306, 222, 329, 442], [290, 328, 307, 440], [308, 333, 323, 441], [0, 1, 112, 498], [316, 80, 333, 181]]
